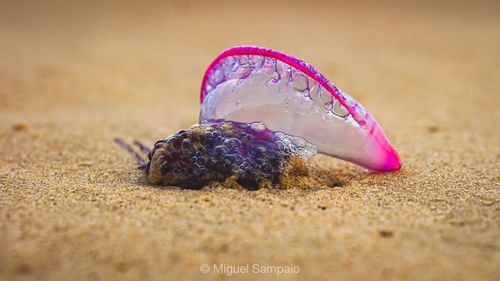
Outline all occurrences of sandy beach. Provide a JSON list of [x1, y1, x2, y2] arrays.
[[0, 1, 499, 280]]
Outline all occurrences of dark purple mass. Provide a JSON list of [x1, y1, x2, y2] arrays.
[[117, 120, 316, 189]]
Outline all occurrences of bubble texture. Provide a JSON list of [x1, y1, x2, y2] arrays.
[[200, 46, 358, 123], [146, 120, 316, 189]]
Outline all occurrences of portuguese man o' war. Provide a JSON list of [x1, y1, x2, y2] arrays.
[[116, 46, 401, 188]]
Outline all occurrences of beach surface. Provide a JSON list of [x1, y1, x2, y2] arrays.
[[0, 1, 499, 280]]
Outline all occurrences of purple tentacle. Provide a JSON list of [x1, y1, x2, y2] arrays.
[[133, 140, 151, 154], [114, 138, 147, 169]]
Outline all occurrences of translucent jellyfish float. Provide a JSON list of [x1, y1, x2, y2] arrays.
[[116, 46, 401, 188], [200, 46, 401, 172]]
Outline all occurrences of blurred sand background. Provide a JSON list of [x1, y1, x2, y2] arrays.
[[0, 0, 499, 280]]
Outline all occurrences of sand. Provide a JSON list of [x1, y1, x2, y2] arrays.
[[0, 1, 499, 280]]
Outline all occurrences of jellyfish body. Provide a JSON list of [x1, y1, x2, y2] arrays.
[[116, 46, 402, 188], [199, 46, 401, 172]]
